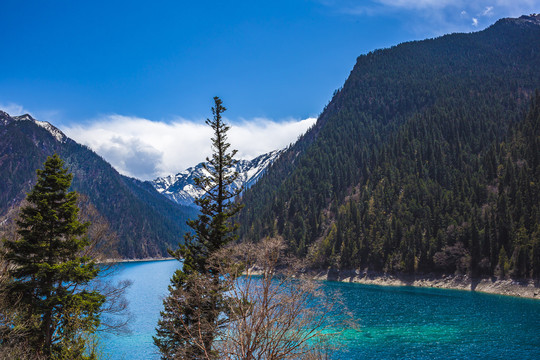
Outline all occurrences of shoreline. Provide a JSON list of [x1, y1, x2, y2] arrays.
[[100, 257, 175, 264], [310, 270, 540, 300], [103, 259, 540, 300]]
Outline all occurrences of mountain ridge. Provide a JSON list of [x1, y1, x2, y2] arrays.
[[238, 15, 540, 279], [0, 111, 196, 258]]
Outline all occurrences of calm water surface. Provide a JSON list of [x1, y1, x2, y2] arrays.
[[101, 260, 540, 359]]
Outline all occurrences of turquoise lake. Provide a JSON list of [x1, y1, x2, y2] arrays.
[[100, 260, 540, 359]]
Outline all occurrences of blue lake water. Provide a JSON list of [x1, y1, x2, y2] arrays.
[[100, 260, 540, 359]]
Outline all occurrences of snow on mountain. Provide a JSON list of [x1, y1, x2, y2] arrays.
[[12, 114, 67, 143], [152, 149, 284, 207], [34, 120, 67, 143], [0, 111, 11, 125]]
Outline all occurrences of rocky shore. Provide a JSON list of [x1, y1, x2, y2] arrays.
[[100, 257, 175, 264], [311, 270, 540, 299]]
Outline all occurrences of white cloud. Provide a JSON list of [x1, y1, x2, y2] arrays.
[[482, 6, 494, 16], [61, 115, 316, 180], [92, 135, 163, 180], [472, 17, 479, 26], [228, 117, 316, 161], [0, 102, 32, 116]]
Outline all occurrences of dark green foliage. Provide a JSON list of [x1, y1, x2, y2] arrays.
[[155, 97, 242, 359], [2, 154, 105, 358], [239, 16, 540, 279], [0, 112, 196, 258], [180, 97, 243, 273]]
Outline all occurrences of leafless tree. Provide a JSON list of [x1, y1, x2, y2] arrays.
[[165, 237, 354, 360], [217, 237, 348, 360], [77, 196, 133, 334], [0, 218, 38, 359]]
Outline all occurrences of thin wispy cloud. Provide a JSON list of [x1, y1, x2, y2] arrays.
[[376, 0, 456, 9], [369, 0, 536, 13], [0, 102, 32, 116], [62, 115, 316, 180], [0, 103, 62, 125], [482, 6, 495, 16], [323, 0, 539, 35]]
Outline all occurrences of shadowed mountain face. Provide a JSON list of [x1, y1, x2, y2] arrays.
[[238, 15, 540, 278], [0, 112, 196, 259]]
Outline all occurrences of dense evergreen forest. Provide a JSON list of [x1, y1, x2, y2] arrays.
[[238, 15, 540, 278], [0, 113, 196, 258]]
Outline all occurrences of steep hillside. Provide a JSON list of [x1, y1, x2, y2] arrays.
[[238, 15, 540, 278], [0, 112, 196, 258]]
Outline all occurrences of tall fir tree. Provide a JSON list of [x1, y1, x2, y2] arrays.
[[154, 97, 243, 359], [1, 154, 105, 359]]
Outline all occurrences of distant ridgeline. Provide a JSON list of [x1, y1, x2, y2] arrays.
[[0, 112, 197, 258], [238, 15, 540, 278]]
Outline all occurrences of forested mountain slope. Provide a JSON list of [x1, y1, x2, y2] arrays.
[[0, 112, 196, 258], [238, 15, 540, 278]]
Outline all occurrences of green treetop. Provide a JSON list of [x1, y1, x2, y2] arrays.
[[2, 154, 105, 359], [182, 96, 243, 274], [154, 97, 243, 359]]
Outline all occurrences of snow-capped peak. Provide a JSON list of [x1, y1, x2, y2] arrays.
[[0, 111, 11, 125], [151, 149, 284, 207], [14, 114, 34, 122], [34, 121, 67, 143], [12, 114, 67, 143]]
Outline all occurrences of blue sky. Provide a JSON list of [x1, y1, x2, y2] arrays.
[[1, 0, 538, 179]]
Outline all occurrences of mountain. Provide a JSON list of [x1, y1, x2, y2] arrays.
[[152, 149, 284, 207], [0, 112, 197, 258], [238, 15, 540, 279]]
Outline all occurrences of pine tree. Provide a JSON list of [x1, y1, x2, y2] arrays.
[[1, 154, 105, 358], [154, 97, 243, 359]]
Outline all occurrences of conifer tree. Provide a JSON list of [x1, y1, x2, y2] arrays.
[[154, 97, 243, 359], [1, 154, 105, 359]]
